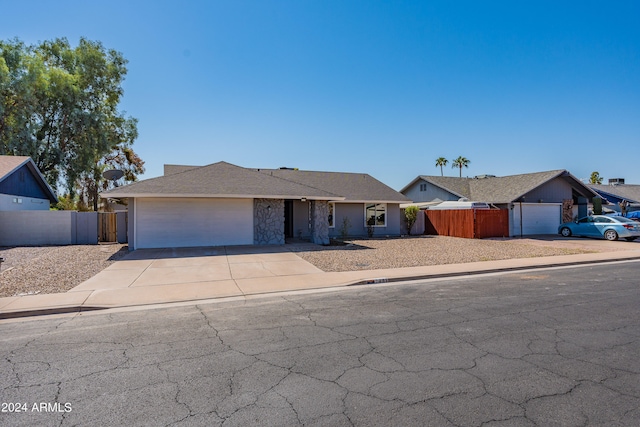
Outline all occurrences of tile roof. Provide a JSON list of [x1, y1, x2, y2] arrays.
[[416, 170, 596, 204], [103, 161, 344, 200]]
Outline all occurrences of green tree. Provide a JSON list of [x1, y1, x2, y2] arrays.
[[589, 171, 603, 184], [452, 156, 470, 177], [435, 157, 448, 176], [0, 37, 144, 208], [404, 205, 419, 235]]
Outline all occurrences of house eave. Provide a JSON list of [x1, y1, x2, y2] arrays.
[[100, 192, 346, 201], [336, 199, 410, 204]]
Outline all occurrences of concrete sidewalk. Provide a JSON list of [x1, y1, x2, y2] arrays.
[[2, 244, 640, 320]]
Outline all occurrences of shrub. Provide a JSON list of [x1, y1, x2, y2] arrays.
[[404, 205, 419, 235], [339, 216, 351, 240]]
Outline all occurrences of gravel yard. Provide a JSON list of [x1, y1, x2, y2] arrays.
[[0, 236, 604, 298], [0, 244, 128, 298], [291, 236, 594, 272]]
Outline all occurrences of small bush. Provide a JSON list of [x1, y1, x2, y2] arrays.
[[404, 206, 419, 235], [339, 216, 351, 240]]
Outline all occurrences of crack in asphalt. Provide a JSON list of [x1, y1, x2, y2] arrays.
[[1, 263, 639, 426]]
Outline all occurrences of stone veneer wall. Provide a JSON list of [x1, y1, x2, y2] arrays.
[[310, 200, 330, 245], [254, 199, 285, 245]]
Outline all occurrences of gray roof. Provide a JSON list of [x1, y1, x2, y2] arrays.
[[164, 164, 199, 176], [257, 169, 410, 203], [103, 162, 409, 203], [589, 184, 640, 204], [0, 155, 58, 203], [410, 170, 596, 204], [103, 161, 344, 200]]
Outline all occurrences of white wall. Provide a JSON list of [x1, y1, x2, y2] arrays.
[[0, 193, 50, 211]]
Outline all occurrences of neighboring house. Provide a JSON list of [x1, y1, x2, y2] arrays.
[[589, 183, 640, 213], [401, 170, 597, 236], [101, 161, 409, 250], [0, 156, 58, 211]]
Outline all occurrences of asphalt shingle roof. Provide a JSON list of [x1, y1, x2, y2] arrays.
[[103, 161, 344, 199], [257, 169, 410, 203], [589, 184, 640, 204], [418, 170, 595, 204], [0, 156, 31, 181], [103, 162, 409, 202]]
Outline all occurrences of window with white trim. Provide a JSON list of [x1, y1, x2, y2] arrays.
[[328, 202, 335, 228], [365, 203, 386, 227]]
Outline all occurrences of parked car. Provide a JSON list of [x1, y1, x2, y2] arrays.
[[559, 215, 640, 241]]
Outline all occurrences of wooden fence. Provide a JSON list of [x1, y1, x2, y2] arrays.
[[425, 209, 509, 238], [98, 212, 118, 243]]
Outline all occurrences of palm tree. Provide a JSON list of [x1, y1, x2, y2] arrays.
[[435, 157, 448, 176], [451, 156, 470, 177]]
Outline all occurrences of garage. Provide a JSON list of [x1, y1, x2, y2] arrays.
[[511, 203, 562, 236], [135, 198, 253, 249]]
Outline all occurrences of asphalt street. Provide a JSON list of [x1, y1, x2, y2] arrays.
[[1, 261, 639, 426]]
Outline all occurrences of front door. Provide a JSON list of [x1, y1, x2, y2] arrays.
[[284, 200, 293, 238]]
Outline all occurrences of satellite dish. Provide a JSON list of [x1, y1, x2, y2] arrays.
[[103, 169, 124, 187]]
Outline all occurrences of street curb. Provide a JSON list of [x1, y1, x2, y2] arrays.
[[0, 306, 105, 320], [2, 255, 640, 320], [348, 255, 640, 286]]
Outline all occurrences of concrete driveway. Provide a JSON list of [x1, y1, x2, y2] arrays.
[[2, 236, 640, 319], [71, 245, 325, 307]]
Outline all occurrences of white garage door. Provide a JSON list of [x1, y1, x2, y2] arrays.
[[512, 203, 561, 236], [135, 198, 253, 248]]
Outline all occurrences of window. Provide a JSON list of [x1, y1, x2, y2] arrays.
[[419, 183, 427, 191], [328, 202, 335, 228], [365, 203, 386, 227], [594, 217, 612, 223]]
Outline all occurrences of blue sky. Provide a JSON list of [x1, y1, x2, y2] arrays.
[[3, 1, 639, 190]]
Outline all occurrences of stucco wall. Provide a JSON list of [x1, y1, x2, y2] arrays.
[[0, 193, 50, 211], [329, 203, 402, 238], [521, 178, 574, 203], [129, 199, 136, 249], [254, 198, 285, 245]]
